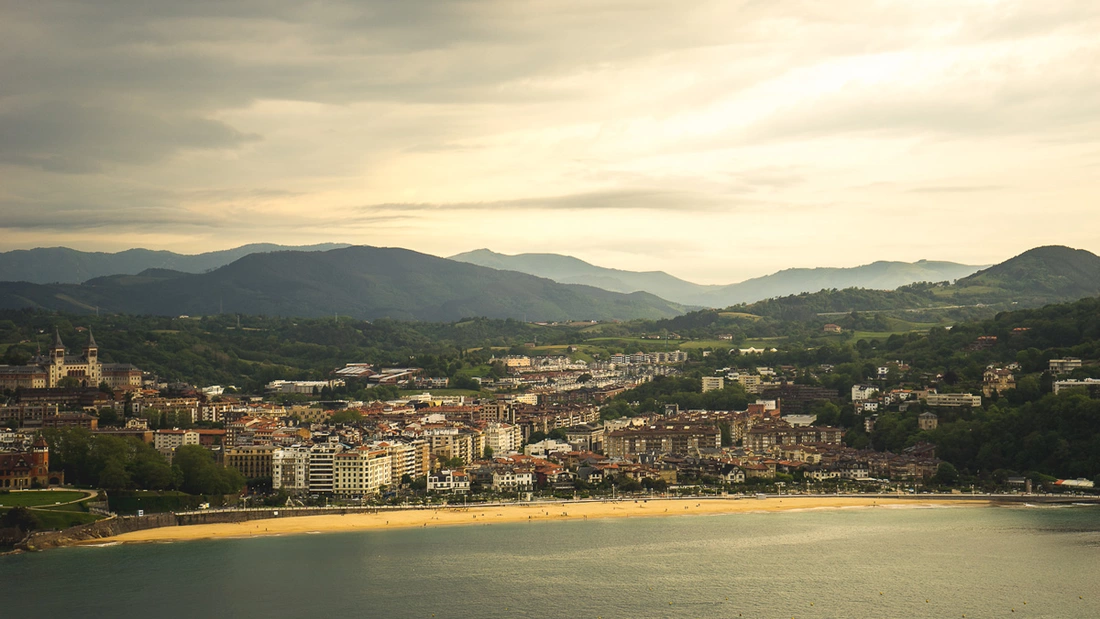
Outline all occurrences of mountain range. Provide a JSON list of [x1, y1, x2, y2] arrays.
[[449, 248, 985, 306], [0, 246, 687, 322], [0, 243, 350, 284], [0, 244, 1096, 323]]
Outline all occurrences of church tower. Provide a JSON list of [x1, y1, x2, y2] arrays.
[[84, 330, 98, 363], [84, 330, 101, 386], [49, 330, 66, 387]]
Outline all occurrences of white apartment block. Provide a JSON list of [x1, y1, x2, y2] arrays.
[[332, 447, 392, 498], [924, 393, 982, 408], [154, 429, 199, 453], [272, 446, 310, 493], [492, 471, 534, 492], [701, 376, 725, 392], [482, 423, 521, 455]]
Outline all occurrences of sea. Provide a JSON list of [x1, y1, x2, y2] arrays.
[[1, 503, 1098, 618]]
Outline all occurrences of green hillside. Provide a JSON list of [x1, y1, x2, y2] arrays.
[[0, 246, 688, 322]]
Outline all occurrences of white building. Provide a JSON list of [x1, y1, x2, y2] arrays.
[[524, 439, 572, 458], [154, 429, 199, 453], [308, 441, 343, 494], [272, 446, 310, 493], [482, 423, 521, 455], [492, 471, 534, 492], [924, 393, 982, 408], [851, 385, 878, 402], [332, 447, 392, 498], [701, 376, 725, 393], [427, 469, 470, 494]]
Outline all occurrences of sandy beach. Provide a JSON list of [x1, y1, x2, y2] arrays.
[[83, 496, 988, 546]]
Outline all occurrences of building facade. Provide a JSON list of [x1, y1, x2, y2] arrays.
[[0, 331, 142, 390]]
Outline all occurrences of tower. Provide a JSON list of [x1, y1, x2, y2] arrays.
[[84, 329, 98, 363], [32, 436, 49, 478], [51, 329, 65, 364], [49, 330, 66, 387]]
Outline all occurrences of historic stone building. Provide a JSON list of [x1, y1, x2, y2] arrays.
[[0, 330, 142, 391], [0, 436, 52, 489]]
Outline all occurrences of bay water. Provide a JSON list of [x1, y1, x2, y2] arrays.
[[2, 504, 1098, 618]]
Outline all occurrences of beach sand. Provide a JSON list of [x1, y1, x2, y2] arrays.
[[85, 496, 988, 546]]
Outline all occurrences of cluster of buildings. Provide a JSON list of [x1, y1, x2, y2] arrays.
[[0, 331, 142, 391]]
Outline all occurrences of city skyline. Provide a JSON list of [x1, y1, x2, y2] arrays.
[[2, 1, 1099, 283]]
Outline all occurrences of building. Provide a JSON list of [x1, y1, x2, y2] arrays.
[[982, 369, 1016, 397], [482, 422, 521, 456], [605, 424, 721, 458], [1052, 378, 1100, 396], [924, 393, 982, 408], [427, 469, 470, 494], [822, 324, 843, 334], [0, 331, 142, 390], [0, 437, 51, 489], [701, 376, 725, 393], [272, 446, 310, 493], [333, 447, 392, 498], [918, 412, 938, 431], [851, 385, 878, 402], [224, 445, 275, 481], [0, 404, 60, 428], [1049, 358, 1083, 375]]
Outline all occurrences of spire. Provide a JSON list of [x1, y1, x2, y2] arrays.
[[86, 329, 98, 349], [52, 329, 64, 350]]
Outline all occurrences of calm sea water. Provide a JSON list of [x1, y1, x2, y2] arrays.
[[2, 504, 1098, 618]]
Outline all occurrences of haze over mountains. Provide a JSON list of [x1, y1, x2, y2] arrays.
[[0, 244, 1095, 323], [450, 248, 985, 306], [0, 246, 687, 322], [0, 243, 350, 284]]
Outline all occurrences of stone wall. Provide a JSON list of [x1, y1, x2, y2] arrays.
[[16, 512, 176, 551]]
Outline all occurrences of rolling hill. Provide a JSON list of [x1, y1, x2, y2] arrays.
[[0, 246, 688, 322], [0, 243, 350, 284], [449, 248, 983, 306]]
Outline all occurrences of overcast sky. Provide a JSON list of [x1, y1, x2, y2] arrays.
[[2, 0, 1098, 283]]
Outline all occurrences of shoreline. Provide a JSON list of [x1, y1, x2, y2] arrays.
[[76, 496, 991, 547]]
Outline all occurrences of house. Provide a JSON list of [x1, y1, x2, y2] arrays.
[[717, 463, 745, 484], [918, 412, 938, 431], [427, 469, 470, 494], [982, 368, 1016, 397], [822, 324, 843, 334]]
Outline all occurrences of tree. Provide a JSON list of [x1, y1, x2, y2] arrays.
[[58, 376, 81, 388], [331, 410, 363, 425], [1, 506, 38, 531], [483, 447, 494, 460], [98, 459, 132, 490], [933, 462, 960, 486], [174, 445, 245, 495]]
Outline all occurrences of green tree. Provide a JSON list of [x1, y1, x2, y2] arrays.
[[933, 462, 960, 486]]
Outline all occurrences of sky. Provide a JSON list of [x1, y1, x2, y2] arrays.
[[1, 0, 1099, 284]]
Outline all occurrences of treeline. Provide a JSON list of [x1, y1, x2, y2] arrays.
[[38, 427, 244, 495], [602, 375, 750, 418], [0, 311, 573, 392], [845, 392, 1100, 484]]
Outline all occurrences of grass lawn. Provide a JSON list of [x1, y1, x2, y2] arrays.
[[679, 340, 731, 349], [0, 507, 101, 530], [717, 312, 762, 320], [0, 490, 91, 508]]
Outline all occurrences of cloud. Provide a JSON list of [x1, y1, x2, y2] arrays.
[[1, 1, 1099, 278], [0, 101, 260, 173]]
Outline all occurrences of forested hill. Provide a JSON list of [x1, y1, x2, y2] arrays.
[[451, 248, 982, 306], [676, 245, 1100, 323], [0, 246, 689, 322], [0, 243, 350, 284]]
